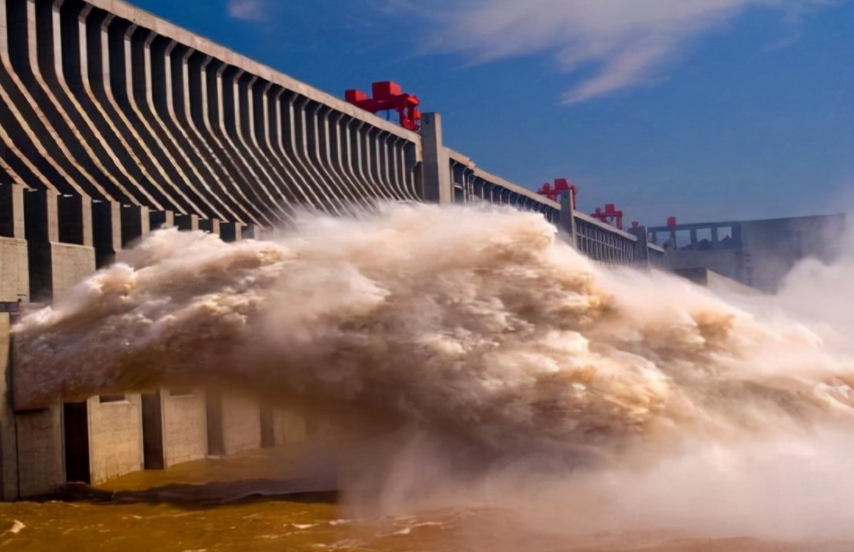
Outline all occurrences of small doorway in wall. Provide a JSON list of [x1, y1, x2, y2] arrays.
[[63, 402, 91, 485], [260, 405, 275, 448], [141, 391, 165, 470], [206, 391, 225, 456]]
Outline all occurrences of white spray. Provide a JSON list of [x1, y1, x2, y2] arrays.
[[12, 204, 854, 541]]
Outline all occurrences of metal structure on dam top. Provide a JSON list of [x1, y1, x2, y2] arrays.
[[0, 0, 665, 501]]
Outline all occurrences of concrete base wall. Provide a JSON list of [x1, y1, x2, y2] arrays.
[[162, 389, 208, 467], [1, 313, 65, 499], [87, 395, 144, 485], [665, 249, 745, 286], [273, 406, 308, 445], [49, 243, 96, 300], [221, 393, 262, 456], [0, 313, 19, 501], [15, 405, 64, 498], [658, 214, 847, 293], [0, 238, 29, 302]]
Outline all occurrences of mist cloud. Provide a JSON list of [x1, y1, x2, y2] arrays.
[[11, 204, 854, 540]]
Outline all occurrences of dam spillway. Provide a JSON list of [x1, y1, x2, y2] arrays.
[[0, 0, 664, 500]]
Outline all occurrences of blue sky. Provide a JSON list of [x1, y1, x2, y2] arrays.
[[135, 0, 854, 225]]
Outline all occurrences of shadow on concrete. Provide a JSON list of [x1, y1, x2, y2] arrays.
[[34, 476, 338, 508]]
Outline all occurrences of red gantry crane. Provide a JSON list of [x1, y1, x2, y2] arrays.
[[591, 204, 625, 230], [536, 178, 578, 209], [345, 81, 422, 132], [536, 179, 630, 231]]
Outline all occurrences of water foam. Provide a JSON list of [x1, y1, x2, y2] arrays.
[[12, 203, 854, 539]]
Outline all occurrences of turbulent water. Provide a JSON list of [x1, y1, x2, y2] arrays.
[[11, 203, 854, 542]]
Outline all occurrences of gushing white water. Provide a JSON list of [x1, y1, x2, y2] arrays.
[[12, 204, 854, 541]]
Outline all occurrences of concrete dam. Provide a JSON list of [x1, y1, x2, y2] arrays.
[[0, 0, 666, 500]]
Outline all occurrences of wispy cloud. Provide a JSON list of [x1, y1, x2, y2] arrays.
[[228, 0, 265, 21], [409, 0, 845, 104]]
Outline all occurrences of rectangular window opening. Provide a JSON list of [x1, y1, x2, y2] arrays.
[[99, 394, 127, 404]]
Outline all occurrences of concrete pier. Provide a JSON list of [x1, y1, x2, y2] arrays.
[[86, 394, 144, 484], [160, 389, 208, 467], [205, 391, 262, 457]]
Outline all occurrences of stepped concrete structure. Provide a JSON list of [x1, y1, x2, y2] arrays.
[[649, 214, 846, 293], [0, 0, 665, 500]]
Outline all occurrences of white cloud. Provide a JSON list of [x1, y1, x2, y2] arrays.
[[228, 0, 264, 21], [412, 0, 845, 104]]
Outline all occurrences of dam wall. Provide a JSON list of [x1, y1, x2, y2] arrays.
[[649, 214, 846, 293], [0, 0, 664, 500], [160, 389, 208, 467]]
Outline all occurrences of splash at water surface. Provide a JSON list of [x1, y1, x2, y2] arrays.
[[11, 203, 854, 541]]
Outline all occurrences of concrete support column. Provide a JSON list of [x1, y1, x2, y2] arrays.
[[12, 404, 63, 497], [419, 113, 452, 204], [242, 224, 258, 240], [20, 186, 96, 299], [272, 405, 308, 445], [0, 312, 19, 500], [0, 183, 25, 239], [0, 184, 29, 303], [149, 210, 174, 230], [85, 394, 144, 484], [175, 213, 199, 231], [558, 189, 578, 248], [198, 218, 220, 235], [205, 390, 261, 456], [3, 311, 64, 499], [121, 204, 150, 247], [629, 225, 650, 268], [732, 225, 743, 246], [159, 388, 207, 467], [93, 200, 122, 268]]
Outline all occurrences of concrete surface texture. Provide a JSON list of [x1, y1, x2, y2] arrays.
[[0, 313, 18, 501], [273, 406, 308, 445], [161, 389, 208, 467], [86, 394, 144, 484], [0, 237, 28, 302], [13, 405, 64, 497], [219, 392, 262, 457]]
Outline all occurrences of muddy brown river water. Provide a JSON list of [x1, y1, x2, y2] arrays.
[[0, 446, 850, 552]]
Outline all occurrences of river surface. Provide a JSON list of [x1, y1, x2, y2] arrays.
[[0, 445, 849, 552]]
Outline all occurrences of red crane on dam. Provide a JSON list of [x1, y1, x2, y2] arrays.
[[345, 81, 422, 132], [536, 179, 628, 231], [536, 178, 578, 208], [591, 204, 625, 230]]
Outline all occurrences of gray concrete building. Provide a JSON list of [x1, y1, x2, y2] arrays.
[[649, 214, 847, 293]]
